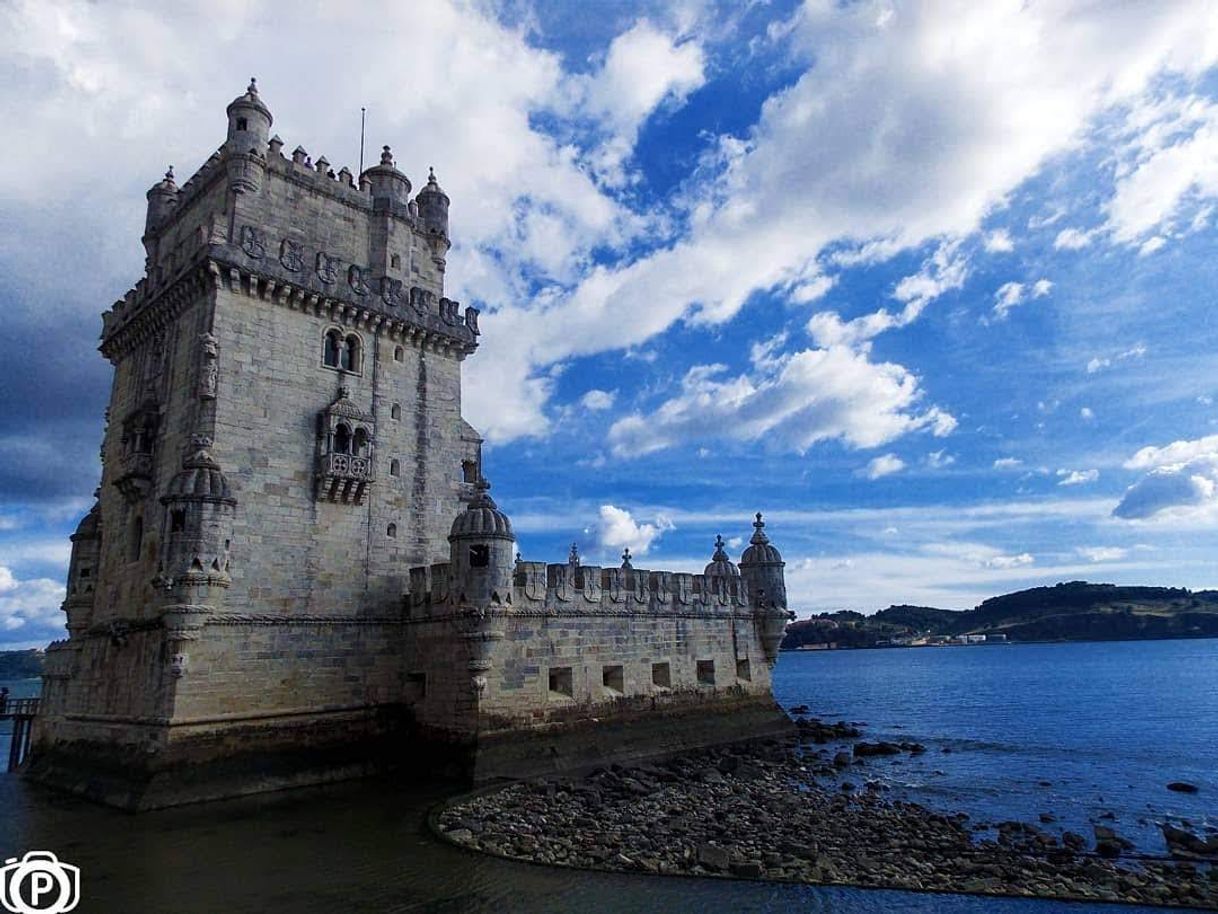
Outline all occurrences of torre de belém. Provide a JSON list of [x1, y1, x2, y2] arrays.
[[28, 81, 795, 810]]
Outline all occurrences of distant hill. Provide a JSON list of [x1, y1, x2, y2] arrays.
[[0, 649, 44, 680], [783, 582, 1218, 650]]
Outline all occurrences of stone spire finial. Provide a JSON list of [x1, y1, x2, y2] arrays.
[[750, 512, 769, 544], [247, 77, 258, 96], [165, 166, 175, 183], [568, 542, 580, 566], [712, 534, 729, 561], [381, 145, 394, 167], [621, 547, 633, 569], [428, 166, 436, 183]]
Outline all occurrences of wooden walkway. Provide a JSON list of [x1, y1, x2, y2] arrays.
[[2, 698, 39, 771]]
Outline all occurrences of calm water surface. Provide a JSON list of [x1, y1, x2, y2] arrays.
[[1, 638, 1212, 914]]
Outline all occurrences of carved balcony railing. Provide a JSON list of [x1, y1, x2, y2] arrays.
[[113, 451, 155, 503], [316, 452, 374, 505]]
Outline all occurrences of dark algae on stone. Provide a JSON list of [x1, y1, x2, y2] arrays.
[[436, 723, 1218, 910]]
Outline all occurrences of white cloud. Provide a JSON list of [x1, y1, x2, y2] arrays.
[[992, 278, 1052, 321], [0, 565, 64, 638], [984, 229, 1014, 253], [1053, 227, 1093, 250], [1086, 344, 1146, 374], [1080, 406, 1095, 420], [985, 552, 1035, 569], [593, 505, 674, 556], [607, 347, 956, 458], [572, 20, 707, 187], [1086, 357, 1110, 374], [1057, 468, 1099, 486], [1115, 434, 1218, 521], [472, 1, 1218, 440], [808, 243, 967, 349], [926, 449, 955, 469], [862, 454, 905, 480], [993, 457, 1023, 470], [579, 389, 617, 411], [1138, 235, 1167, 256], [1077, 546, 1128, 562]]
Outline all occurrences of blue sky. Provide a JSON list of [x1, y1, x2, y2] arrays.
[[4, 1, 1218, 649]]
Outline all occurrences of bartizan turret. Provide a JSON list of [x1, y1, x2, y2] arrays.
[[156, 436, 237, 680], [415, 167, 451, 276], [225, 78, 271, 193], [739, 513, 793, 665], [448, 477, 515, 697]]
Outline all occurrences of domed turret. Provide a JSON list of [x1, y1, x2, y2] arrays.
[[159, 437, 237, 607], [448, 478, 515, 609], [703, 534, 739, 578], [225, 77, 273, 153], [145, 166, 179, 235], [360, 145, 411, 204], [63, 502, 102, 639], [416, 167, 450, 240], [165, 445, 235, 502], [739, 512, 786, 609]]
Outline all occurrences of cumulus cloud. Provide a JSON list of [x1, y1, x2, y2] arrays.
[[579, 389, 617, 411], [925, 449, 955, 469], [1085, 344, 1146, 374], [594, 505, 674, 556], [991, 279, 1052, 321], [993, 457, 1023, 470], [1054, 227, 1093, 250], [808, 243, 967, 349], [1057, 468, 1099, 486], [1080, 406, 1095, 420], [984, 229, 1014, 253], [0, 565, 65, 641], [472, 1, 1218, 440], [607, 347, 955, 458], [1077, 546, 1128, 562], [862, 454, 905, 480], [1115, 434, 1218, 521]]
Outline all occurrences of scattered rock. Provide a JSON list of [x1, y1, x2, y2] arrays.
[[729, 859, 764, 877], [1167, 782, 1200, 794], [853, 741, 902, 757], [697, 844, 730, 872], [1162, 824, 1218, 861], [832, 752, 852, 769]]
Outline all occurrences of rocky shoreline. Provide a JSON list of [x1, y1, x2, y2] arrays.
[[435, 719, 1217, 909]]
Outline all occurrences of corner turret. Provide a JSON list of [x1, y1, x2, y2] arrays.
[[144, 167, 179, 236], [225, 77, 273, 154], [739, 512, 792, 665], [448, 478, 515, 610], [416, 167, 451, 243], [360, 145, 412, 204]]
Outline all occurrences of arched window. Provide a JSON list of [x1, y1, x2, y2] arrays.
[[391, 253, 401, 269], [334, 423, 352, 455], [342, 334, 361, 372], [170, 509, 186, 533], [323, 329, 342, 368], [470, 545, 490, 568], [236, 117, 248, 131], [462, 460, 478, 483], [129, 514, 144, 563], [391, 403, 401, 420], [353, 427, 369, 456], [394, 346, 404, 362], [387, 523, 397, 538], [389, 459, 400, 477]]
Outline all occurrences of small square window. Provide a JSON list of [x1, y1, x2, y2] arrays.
[[736, 659, 752, 682], [470, 545, 490, 567], [697, 660, 715, 686], [548, 666, 573, 698], [652, 662, 671, 689], [602, 664, 624, 695]]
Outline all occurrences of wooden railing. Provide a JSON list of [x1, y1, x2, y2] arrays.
[[2, 697, 40, 771]]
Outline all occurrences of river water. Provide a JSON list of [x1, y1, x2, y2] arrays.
[[2, 638, 1212, 913]]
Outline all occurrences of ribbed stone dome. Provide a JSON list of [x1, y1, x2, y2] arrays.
[[165, 442, 235, 503], [416, 167, 449, 203], [703, 534, 740, 577], [740, 513, 783, 566], [449, 479, 514, 541], [73, 504, 101, 539]]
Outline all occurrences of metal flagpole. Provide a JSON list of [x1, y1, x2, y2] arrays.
[[359, 107, 367, 175]]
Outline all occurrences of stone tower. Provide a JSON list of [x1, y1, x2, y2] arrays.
[[31, 81, 484, 808]]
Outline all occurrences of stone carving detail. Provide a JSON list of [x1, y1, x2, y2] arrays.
[[279, 238, 303, 272], [465, 306, 480, 335], [348, 264, 370, 295], [198, 332, 219, 400], [239, 225, 265, 259], [410, 286, 434, 313], [380, 276, 404, 307], [439, 297, 460, 325], [316, 251, 338, 284]]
